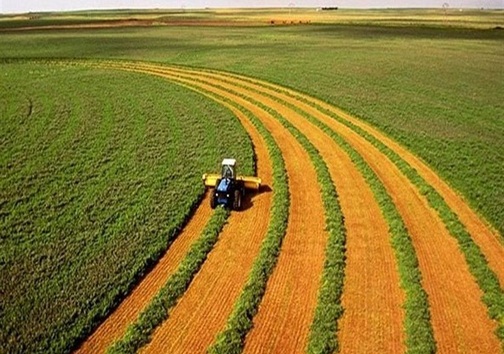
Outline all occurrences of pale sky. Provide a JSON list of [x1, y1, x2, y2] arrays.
[[1, 0, 503, 14]]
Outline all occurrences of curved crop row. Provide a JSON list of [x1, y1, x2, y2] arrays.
[[287, 105, 436, 353], [8, 59, 501, 354], [136, 94, 275, 353], [296, 98, 504, 343], [107, 207, 229, 354], [250, 103, 347, 354], [208, 101, 290, 354], [208, 77, 434, 353], [184, 65, 503, 348], [102, 60, 500, 352], [133, 65, 402, 352]]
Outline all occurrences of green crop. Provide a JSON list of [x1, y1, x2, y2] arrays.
[[0, 62, 254, 354]]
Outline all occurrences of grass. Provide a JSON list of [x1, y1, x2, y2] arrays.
[[0, 62, 254, 353], [0, 14, 502, 236], [107, 207, 230, 354]]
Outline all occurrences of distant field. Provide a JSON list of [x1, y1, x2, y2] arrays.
[[1, 8, 503, 28], [0, 8, 503, 354]]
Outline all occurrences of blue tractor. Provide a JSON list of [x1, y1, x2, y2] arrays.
[[202, 158, 261, 211]]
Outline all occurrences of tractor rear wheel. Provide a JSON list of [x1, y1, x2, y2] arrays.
[[233, 190, 241, 210], [210, 193, 217, 209]]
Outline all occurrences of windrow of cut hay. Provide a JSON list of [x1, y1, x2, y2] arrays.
[[107, 206, 229, 354], [98, 62, 501, 352], [155, 65, 425, 352], [212, 68, 502, 351]]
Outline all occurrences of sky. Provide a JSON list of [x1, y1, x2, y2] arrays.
[[1, 0, 503, 14]]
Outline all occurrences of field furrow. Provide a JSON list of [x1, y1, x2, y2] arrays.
[[138, 103, 274, 354], [74, 196, 213, 354]]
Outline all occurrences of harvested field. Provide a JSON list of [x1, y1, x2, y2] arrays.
[[140, 104, 274, 354], [80, 61, 501, 353]]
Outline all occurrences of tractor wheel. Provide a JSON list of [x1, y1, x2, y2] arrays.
[[233, 190, 241, 210], [210, 193, 217, 209]]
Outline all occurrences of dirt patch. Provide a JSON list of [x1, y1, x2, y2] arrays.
[[0, 19, 265, 32]]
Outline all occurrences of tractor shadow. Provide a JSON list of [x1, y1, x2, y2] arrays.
[[240, 184, 272, 211]]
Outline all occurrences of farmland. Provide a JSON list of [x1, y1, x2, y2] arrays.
[[1, 8, 503, 354]]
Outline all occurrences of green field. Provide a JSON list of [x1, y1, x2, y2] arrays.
[[0, 62, 254, 353], [1, 8, 503, 353]]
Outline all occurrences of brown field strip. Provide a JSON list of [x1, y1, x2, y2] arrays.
[[137, 65, 500, 352], [139, 102, 274, 354], [148, 66, 407, 352], [74, 196, 212, 354], [235, 101, 327, 354], [209, 71, 504, 285], [142, 68, 328, 353]]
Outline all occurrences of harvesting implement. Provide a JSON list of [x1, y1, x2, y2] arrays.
[[202, 158, 261, 210]]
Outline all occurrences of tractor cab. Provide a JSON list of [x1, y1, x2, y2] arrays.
[[221, 158, 237, 180]]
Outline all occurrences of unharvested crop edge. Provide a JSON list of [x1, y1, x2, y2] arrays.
[[106, 207, 229, 354], [101, 68, 290, 354]]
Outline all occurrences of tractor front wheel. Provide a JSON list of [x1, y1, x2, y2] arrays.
[[233, 190, 241, 210], [210, 193, 217, 209]]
